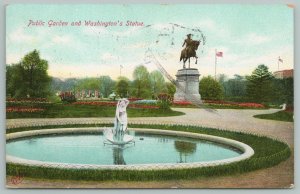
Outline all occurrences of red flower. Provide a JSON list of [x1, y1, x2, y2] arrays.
[[6, 107, 45, 113], [173, 101, 192, 106]]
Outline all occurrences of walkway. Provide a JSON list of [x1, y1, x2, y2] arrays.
[[6, 108, 294, 146]]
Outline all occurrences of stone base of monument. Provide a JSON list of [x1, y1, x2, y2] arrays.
[[173, 68, 202, 104]]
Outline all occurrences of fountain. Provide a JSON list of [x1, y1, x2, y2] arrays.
[[104, 98, 134, 145], [6, 99, 255, 170]]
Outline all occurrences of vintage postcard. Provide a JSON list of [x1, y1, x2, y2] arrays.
[[6, 4, 294, 188]]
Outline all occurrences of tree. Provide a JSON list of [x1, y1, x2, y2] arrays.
[[199, 76, 223, 100], [149, 70, 166, 98], [77, 78, 100, 90], [166, 82, 176, 97], [6, 64, 24, 97], [6, 50, 51, 98], [116, 76, 130, 98], [223, 74, 248, 102], [131, 65, 151, 98], [217, 74, 228, 98], [270, 77, 293, 106], [246, 64, 274, 103], [99, 76, 115, 98]]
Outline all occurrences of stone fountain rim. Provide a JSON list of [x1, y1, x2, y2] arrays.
[[6, 127, 254, 170]]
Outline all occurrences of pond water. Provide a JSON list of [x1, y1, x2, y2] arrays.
[[6, 133, 242, 165]]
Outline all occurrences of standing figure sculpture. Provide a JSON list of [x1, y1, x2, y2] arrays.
[[180, 34, 200, 68], [113, 98, 129, 142], [104, 98, 134, 145]]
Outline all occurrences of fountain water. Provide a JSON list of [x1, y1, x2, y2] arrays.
[[104, 98, 134, 145]]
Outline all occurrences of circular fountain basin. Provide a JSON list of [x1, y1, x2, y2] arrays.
[[6, 127, 254, 170]]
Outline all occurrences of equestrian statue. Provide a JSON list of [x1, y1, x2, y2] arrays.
[[180, 34, 200, 69]]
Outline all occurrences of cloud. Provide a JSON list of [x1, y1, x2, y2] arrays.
[[100, 52, 119, 62], [82, 27, 108, 36], [195, 19, 217, 31], [6, 53, 23, 64], [7, 28, 36, 43], [234, 33, 273, 46], [124, 42, 148, 49], [52, 35, 72, 44]]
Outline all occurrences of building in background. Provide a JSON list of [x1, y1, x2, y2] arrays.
[[273, 69, 293, 79]]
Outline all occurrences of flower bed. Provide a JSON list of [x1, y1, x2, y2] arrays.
[[172, 100, 265, 109], [204, 100, 265, 108], [173, 101, 193, 106], [6, 107, 45, 113], [128, 98, 143, 102], [132, 100, 157, 105], [6, 98, 51, 104]]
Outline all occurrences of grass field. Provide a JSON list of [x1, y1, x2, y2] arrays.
[[6, 102, 184, 118], [254, 111, 294, 122]]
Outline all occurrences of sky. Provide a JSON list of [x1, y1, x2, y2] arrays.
[[6, 4, 294, 80]]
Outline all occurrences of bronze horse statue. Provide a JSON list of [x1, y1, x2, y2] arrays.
[[180, 40, 200, 68]]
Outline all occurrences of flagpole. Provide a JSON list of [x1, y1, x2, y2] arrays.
[[215, 49, 217, 80], [278, 57, 279, 71]]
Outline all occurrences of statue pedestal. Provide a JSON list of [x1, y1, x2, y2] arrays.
[[173, 68, 202, 104]]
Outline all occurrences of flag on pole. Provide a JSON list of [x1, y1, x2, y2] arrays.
[[120, 65, 123, 68], [216, 51, 223, 57], [278, 57, 283, 63]]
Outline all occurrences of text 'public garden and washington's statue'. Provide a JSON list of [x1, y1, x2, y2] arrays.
[[180, 34, 200, 69], [104, 98, 134, 145]]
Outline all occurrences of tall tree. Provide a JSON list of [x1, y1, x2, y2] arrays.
[[131, 65, 151, 98], [99, 76, 115, 98], [199, 76, 223, 100], [6, 50, 51, 98], [223, 74, 248, 102], [270, 77, 293, 106], [115, 76, 130, 98], [166, 82, 176, 97], [149, 70, 166, 98], [246, 64, 274, 103], [77, 78, 100, 90]]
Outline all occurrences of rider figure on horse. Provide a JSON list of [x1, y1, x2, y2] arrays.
[[182, 34, 193, 58], [180, 33, 200, 68]]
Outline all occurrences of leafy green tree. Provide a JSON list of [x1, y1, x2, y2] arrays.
[[246, 64, 274, 103], [116, 76, 130, 98], [131, 65, 151, 98], [6, 50, 51, 98], [149, 70, 166, 98], [270, 77, 293, 106], [76, 78, 100, 90], [223, 74, 248, 102], [166, 82, 176, 97], [6, 64, 24, 97], [99, 76, 115, 98], [199, 76, 223, 100]]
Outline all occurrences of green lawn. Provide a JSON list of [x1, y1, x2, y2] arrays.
[[254, 111, 294, 122], [6, 103, 184, 119]]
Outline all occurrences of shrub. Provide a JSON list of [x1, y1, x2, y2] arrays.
[[157, 93, 172, 110], [59, 92, 76, 103]]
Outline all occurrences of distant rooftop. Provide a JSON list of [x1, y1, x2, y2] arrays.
[[273, 69, 293, 79]]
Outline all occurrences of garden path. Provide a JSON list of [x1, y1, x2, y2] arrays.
[[6, 108, 294, 146]]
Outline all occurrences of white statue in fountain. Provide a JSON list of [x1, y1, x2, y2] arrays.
[[104, 98, 134, 145]]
